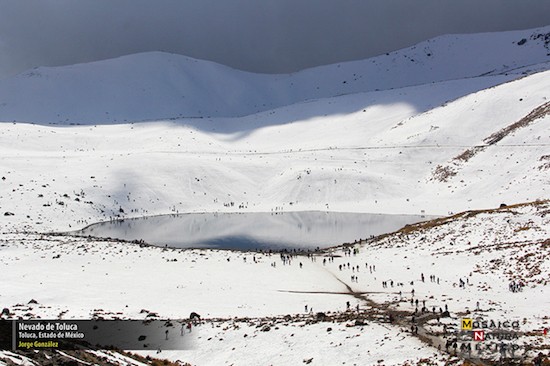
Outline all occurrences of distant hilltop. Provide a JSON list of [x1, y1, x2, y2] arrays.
[[0, 25, 548, 125]]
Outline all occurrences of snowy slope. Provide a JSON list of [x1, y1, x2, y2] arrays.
[[0, 26, 548, 124], [0, 26, 549, 366], [1, 201, 548, 365], [0, 69, 547, 232]]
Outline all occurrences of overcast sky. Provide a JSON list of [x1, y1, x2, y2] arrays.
[[1, 0, 550, 79]]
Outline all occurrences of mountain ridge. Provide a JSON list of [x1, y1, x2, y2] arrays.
[[0, 25, 549, 124]]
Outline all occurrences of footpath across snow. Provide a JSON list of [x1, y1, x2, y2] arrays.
[[0, 26, 549, 365], [1, 201, 548, 365]]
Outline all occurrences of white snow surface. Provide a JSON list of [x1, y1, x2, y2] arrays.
[[0, 69, 548, 232], [0, 25, 549, 124], [1, 202, 548, 365], [0, 26, 549, 365]]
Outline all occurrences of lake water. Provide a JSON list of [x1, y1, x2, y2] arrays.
[[76, 211, 433, 251]]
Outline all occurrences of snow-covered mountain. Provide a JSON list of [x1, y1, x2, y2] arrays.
[[0, 25, 549, 366], [0, 63, 548, 232], [0, 26, 549, 124], [0, 28, 550, 233]]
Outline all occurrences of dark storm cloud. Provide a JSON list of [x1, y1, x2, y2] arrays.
[[1, 0, 550, 78]]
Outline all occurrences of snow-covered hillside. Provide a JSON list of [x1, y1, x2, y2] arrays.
[[1, 201, 548, 365], [0, 25, 549, 366], [0, 67, 547, 232], [0, 26, 549, 124]]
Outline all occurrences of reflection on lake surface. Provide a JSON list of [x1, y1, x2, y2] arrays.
[[76, 211, 434, 251]]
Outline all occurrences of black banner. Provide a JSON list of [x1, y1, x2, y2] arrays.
[[1, 319, 195, 350]]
